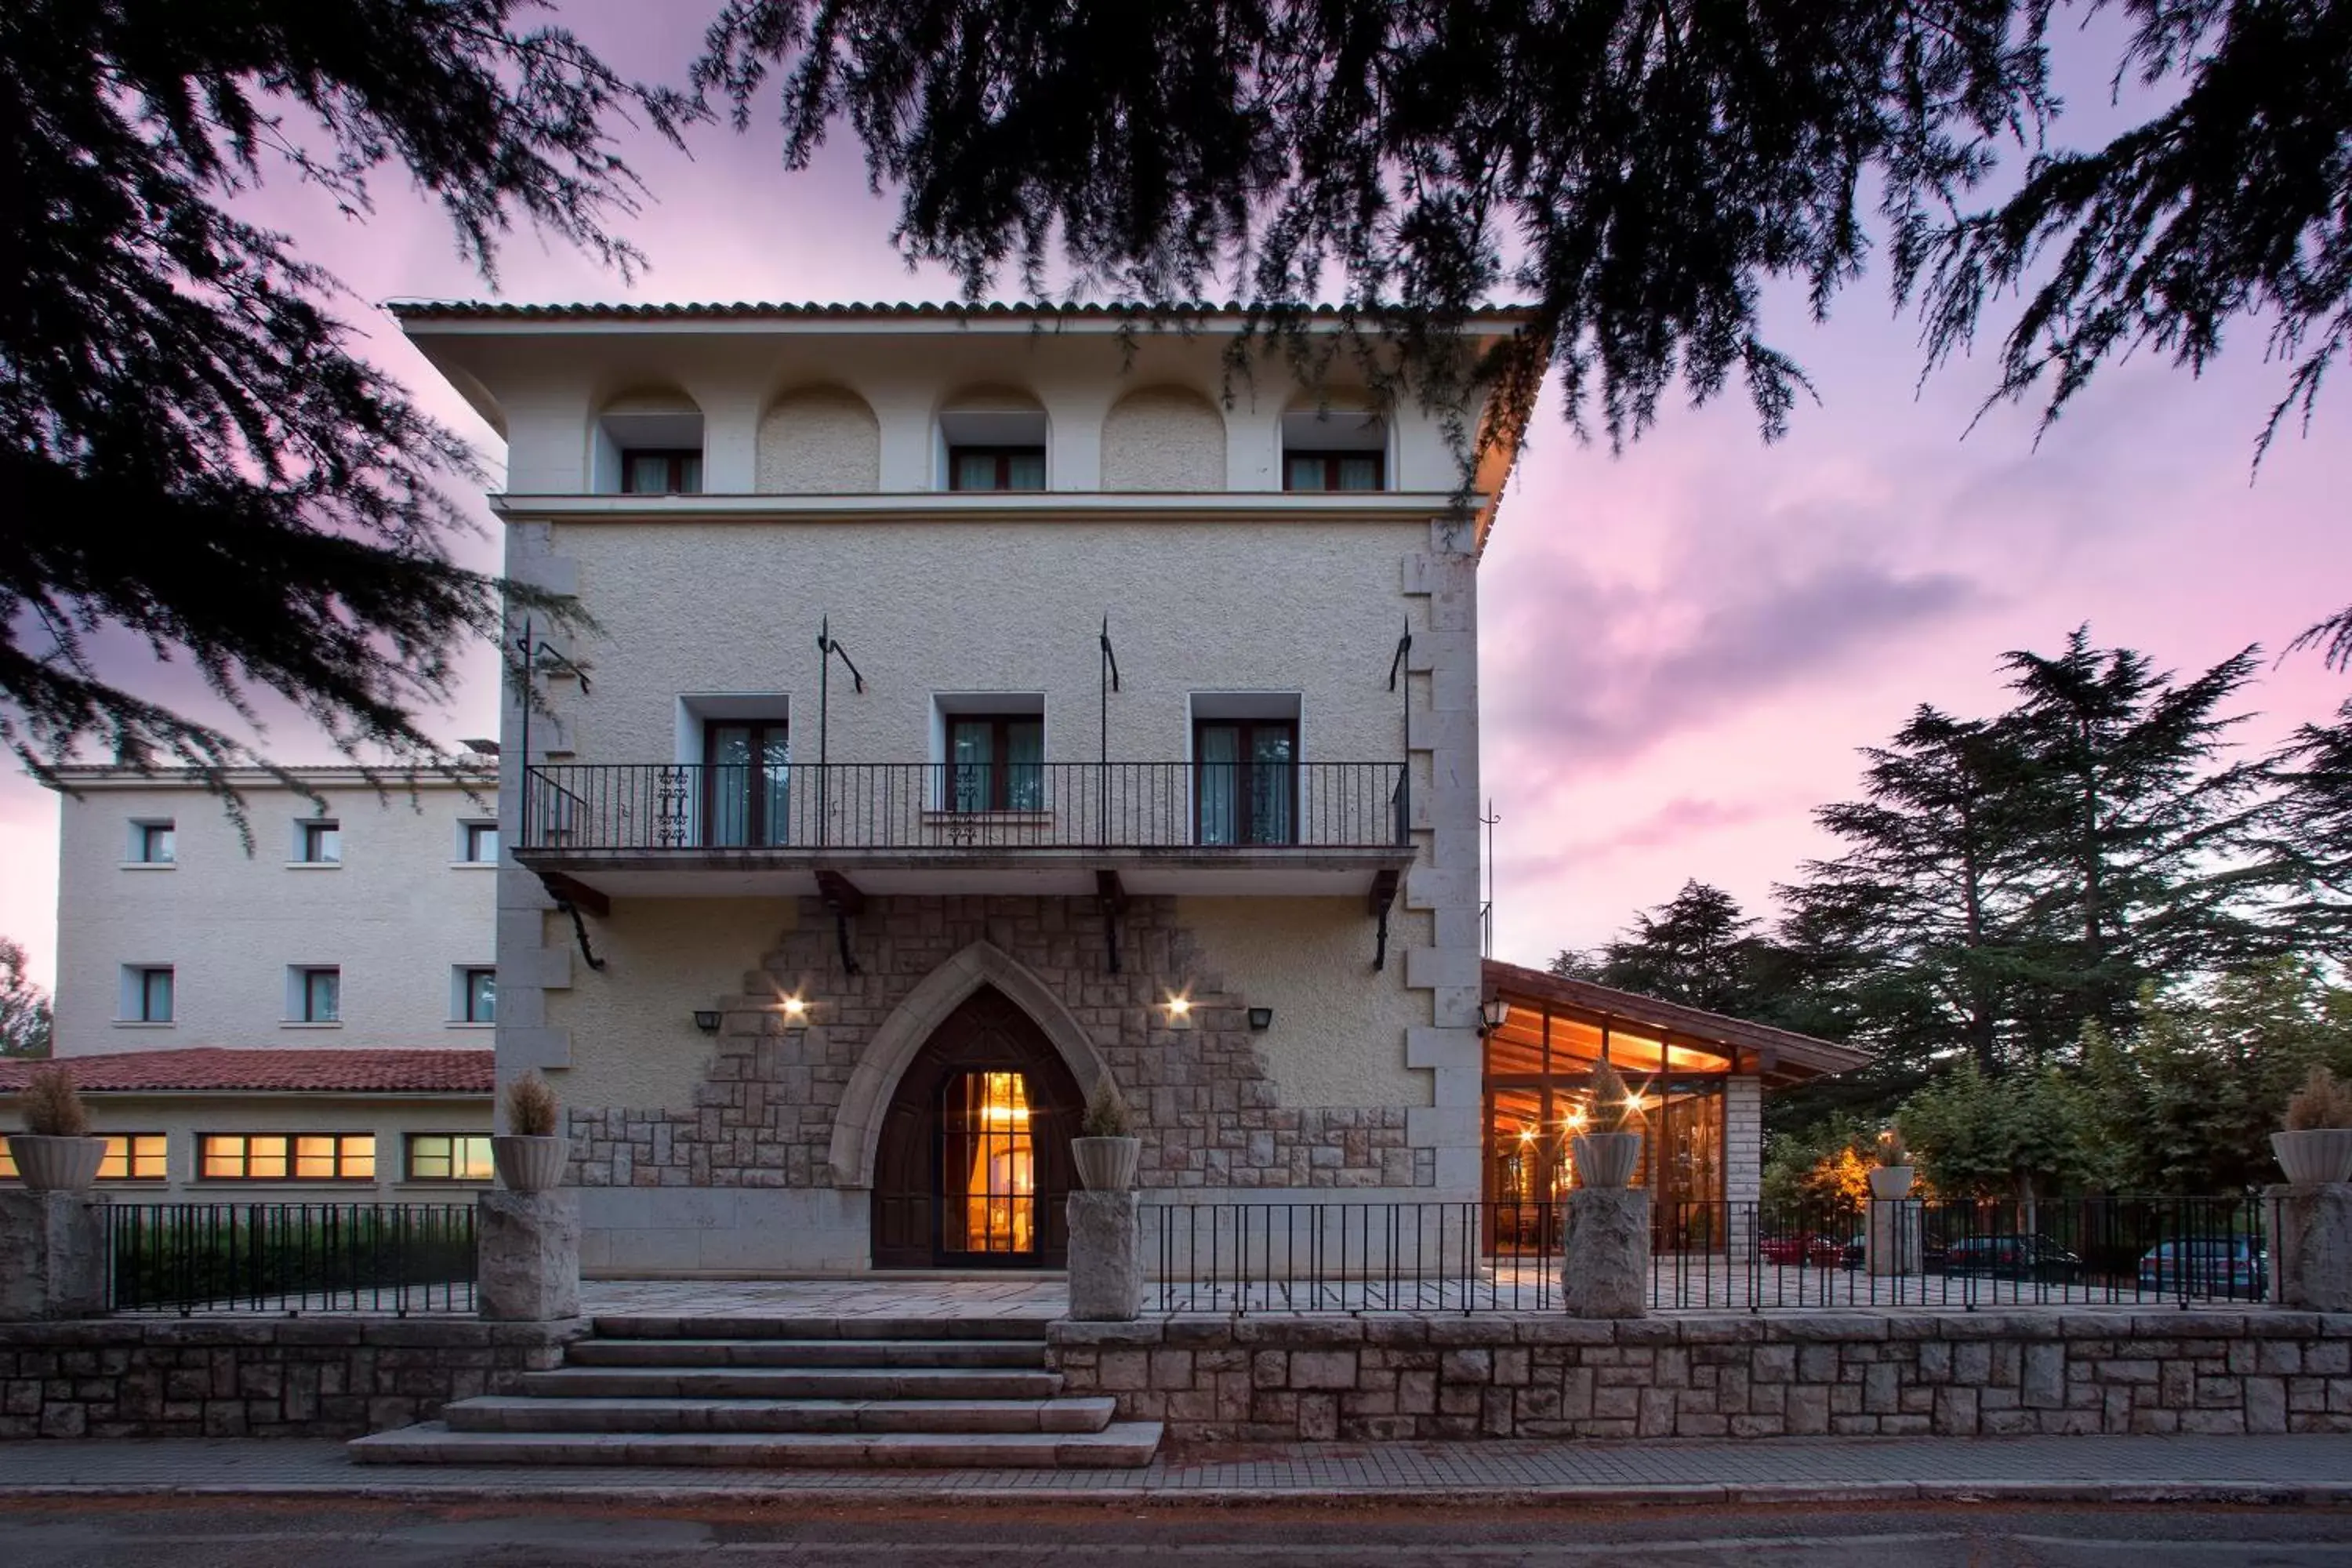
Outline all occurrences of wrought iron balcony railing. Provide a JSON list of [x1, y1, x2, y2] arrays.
[[517, 761, 1410, 854]]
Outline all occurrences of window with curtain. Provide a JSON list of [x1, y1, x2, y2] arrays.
[[1283, 451, 1384, 492], [1195, 720, 1296, 845], [621, 448, 702, 494], [949, 446, 1047, 492], [704, 720, 790, 847], [947, 715, 1044, 811]]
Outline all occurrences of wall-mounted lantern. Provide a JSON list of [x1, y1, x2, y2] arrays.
[[1478, 995, 1511, 1035], [1247, 1007, 1274, 1032], [691, 1010, 721, 1035]]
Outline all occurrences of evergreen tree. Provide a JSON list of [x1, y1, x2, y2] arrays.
[[2270, 700, 2352, 961], [2001, 630, 2285, 1036], [0, 938, 52, 1059], [700, 0, 2352, 454], [1553, 880, 1773, 1014], [2, 0, 690, 780], [1782, 706, 2045, 1077]]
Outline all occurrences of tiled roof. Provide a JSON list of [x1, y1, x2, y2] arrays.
[[387, 298, 1534, 324], [0, 1049, 494, 1095]]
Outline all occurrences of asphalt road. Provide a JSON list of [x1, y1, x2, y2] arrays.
[[4, 1498, 2352, 1567]]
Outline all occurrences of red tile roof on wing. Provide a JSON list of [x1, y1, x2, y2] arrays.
[[0, 1048, 494, 1095]]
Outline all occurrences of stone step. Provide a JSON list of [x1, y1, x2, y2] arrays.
[[517, 1365, 1066, 1402], [567, 1338, 1047, 1370], [349, 1421, 1165, 1468], [443, 1394, 1115, 1436], [590, 1315, 1054, 1343]]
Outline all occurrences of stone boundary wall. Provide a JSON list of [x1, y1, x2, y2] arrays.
[[0, 1317, 585, 1439], [1049, 1310, 2352, 1443]]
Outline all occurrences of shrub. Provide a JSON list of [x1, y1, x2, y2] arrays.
[[1586, 1059, 1640, 1133], [504, 1070, 560, 1136], [2285, 1065, 2352, 1131], [1081, 1077, 1133, 1139], [17, 1064, 89, 1138]]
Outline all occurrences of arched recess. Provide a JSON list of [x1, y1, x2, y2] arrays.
[[829, 941, 1112, 1188], [756, 384, 880, 492], [1102, 385, 1225, 490], [936, 385, 1049, 490], [593, 387, 704, 495]]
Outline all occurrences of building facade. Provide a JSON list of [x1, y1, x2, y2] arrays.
[[394, 300, 1858, 1278], [2, 768, 499, 1199]]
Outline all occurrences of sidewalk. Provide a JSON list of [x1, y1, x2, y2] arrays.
[[3, 1433, 2350, 1506]]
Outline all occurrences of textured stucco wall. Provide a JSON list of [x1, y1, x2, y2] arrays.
[[51, 780, 498, 1058], [542, 517, 1428, 766], [1175, 896, 1427, 1109], [1101, 386, 1225, 490], [540, 898, 797, 1111], [0, 1091, 490, 1201], [755, 385, 881, 492]]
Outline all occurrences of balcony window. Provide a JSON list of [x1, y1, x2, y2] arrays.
[[705, 720, 790, 847], [949, 446, 1047, 492], [621, 448, 702, 495], [948, 714, 1044, 812], [1280, 405, 1388, 491], [1196, 719, 1297, 845], [1283, 451, 1384, 492]]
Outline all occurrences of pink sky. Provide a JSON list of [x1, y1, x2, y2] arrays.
[[4, 7, 2346, 992]]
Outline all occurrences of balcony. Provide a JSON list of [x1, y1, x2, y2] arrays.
[[516, 761, 1413, 900]]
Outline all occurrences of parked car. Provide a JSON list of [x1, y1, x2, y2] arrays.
[[1759, 1232, 1848, 1269], [1923, 1233, 2085, 1283], [2137, 1237, 2267, 1300]]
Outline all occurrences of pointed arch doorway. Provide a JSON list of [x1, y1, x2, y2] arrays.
[[869, 986, 1083, 1269]]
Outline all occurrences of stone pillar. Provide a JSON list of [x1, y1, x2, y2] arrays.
[[0, 1192, 110, 1322], [1866, 1200, 1923, 1278], [2269, 1184, 2352, 1312], [477, 1190, 580, 1322], [1066, 1191, 1143, 1323], [1560, 1187, 1650, 1319]]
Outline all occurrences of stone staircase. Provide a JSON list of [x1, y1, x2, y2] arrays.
[[349, 1313, 1161, 1468]]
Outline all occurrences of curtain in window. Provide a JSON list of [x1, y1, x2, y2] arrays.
[[1197, 724, 1240, 844], [1247, 727, 1294, 844], [950, 720, 994, 812], [1285, 456, 1327, 491], [1337, 455, 1381, 490], [1004, 720, 1043, 810], [707, 724, 789, 846], [1006, 451, 1046, 490]]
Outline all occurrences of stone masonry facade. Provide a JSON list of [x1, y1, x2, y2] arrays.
[[0, 1317, 583, 1439], [566, 894, 1435, 1192], [1050, 1309, 2352, 1443]]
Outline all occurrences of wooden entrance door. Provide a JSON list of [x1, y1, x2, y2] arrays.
[[869, 987, 1081, 1269]]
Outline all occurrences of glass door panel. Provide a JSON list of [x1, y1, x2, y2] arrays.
[[945, 1071, 1036, 1256], [706, 722, 789, 846]]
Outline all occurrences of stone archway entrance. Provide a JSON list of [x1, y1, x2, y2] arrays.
[[870, 986, 1083, 1269]]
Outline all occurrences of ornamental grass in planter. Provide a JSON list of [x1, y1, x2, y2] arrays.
[[1072, 1078, 1142, 1192], [6, 1064, 107, 1192], [492, 1071, 569, 1192], [1867, 1124, 1916, 1200], [1570, 1059, 1643, 1189], [2274, 1065, 2352, 1186]]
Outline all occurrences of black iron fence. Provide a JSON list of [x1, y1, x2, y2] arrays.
[[1143, 1196, 2271, 1316], [519, 761, 1409, 853], [107, 1203, 477, 1316]]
